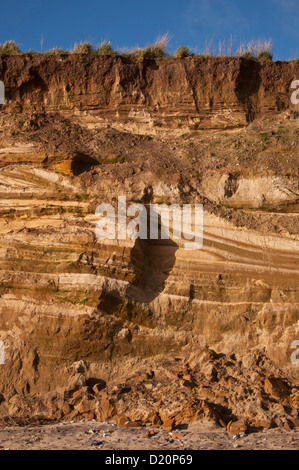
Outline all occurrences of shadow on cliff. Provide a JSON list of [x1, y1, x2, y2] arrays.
[[97, 208, 179, 317], [70, 152, 100, 175], [235, 59, 262, 123], [128, 235, 179, 302], [126, 204, 179, 302]]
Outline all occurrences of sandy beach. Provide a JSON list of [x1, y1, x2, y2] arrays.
[[0, 421, 298, 451]]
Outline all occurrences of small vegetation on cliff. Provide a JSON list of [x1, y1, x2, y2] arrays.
[[45, 47, 68, 55], [241, 51, 256, 60], [257, 50, 273, 62], [175, 46, 191, 58], [0, 40, 20, 54], [0, 36, 277, 60], [130, 34, 170, 59], [96, 41, 115, 56], [72, 41, 94, 54], [236, 39, 273, 61]]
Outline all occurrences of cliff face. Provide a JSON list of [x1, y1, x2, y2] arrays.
[[1, 55, 298, 130], [0, 56, 298, 429]]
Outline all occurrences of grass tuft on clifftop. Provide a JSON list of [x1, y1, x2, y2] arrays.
[[0, 40, 20, 54], [0, 37, 278, 61], [72, 42, 94, 54]]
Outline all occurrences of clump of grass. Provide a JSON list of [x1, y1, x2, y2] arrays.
[[45, 47, 68, 55], [257, 50, 273, 62], [132, 33, 170, 59], [72, 41, 94, 54], [236, 39, 273, 61], [175, 46, 191, 58], [0, 40, 20, 54], [256, 40, 273, 60], [241, 51, 256, 60], [97, 41, 115, 56]]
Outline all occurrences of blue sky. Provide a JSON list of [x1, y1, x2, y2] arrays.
[[0, 0, 298, 59]]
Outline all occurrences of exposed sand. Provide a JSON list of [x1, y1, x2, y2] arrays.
[[0, 421, 298, 451]]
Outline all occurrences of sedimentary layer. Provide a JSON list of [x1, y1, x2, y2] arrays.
[[0, 56, 298, 429]]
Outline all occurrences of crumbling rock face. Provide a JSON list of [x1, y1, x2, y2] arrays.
[[0, 57, 298, 429], [1, 55, 298, 131], [1, 350, 299, 433]]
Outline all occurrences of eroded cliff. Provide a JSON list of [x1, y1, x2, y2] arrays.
[[0, 56, 298, 431]]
